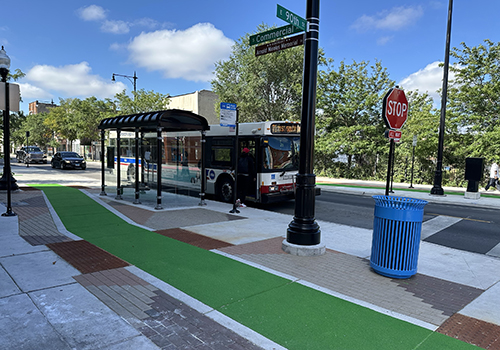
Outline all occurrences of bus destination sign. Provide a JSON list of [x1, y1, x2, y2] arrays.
[[270, 123, 301, 134]]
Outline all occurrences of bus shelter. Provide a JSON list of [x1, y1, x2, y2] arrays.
[[98, 109, 210, 209]]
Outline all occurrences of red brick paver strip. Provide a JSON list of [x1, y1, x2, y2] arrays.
[[155, 228, 234, 250], [47, 240, 129, 274], [438, 314, 500, 349]]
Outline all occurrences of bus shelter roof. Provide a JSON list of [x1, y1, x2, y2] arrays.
[[98, 109, 210, 132]]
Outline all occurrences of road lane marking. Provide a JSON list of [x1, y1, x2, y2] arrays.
[[427, 213, 491, 224], [421, 215, 463, 240]]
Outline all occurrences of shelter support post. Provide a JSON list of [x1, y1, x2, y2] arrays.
[[199, 130, 207, 206], [133, 128, 141, 204], [115, 130, 122, 200], [140, 131, 145, 187], [155, 127, 163, 210], [100, 129, 107, 196]]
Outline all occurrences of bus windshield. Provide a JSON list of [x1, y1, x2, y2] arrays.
[[263, 136, 299, 171]]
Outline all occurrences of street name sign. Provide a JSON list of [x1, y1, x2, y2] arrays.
[[220, 102, 237, 127], [382, 88, 408, 130], [249, 24, 303, 46], [255, 33, 304, 57], [388, 130, 402, 140], [277, 4, 306, 31], [0, 82, 20, 112]]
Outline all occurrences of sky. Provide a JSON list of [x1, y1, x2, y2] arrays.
[[1, 0, 499, 114]]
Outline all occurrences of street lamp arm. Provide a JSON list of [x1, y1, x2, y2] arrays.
[[111, 71, 138, 93]]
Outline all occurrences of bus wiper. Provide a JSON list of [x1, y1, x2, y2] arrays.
[[280, 170, 286, 177]]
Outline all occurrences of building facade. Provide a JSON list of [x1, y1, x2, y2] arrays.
[[28, 100, 58, 115], [168, 90, 219, 125]]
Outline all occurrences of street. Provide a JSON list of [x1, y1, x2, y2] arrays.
[[7, 158, 500, 258]]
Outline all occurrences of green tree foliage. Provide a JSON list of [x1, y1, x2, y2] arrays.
[[392, 91, 440, 185], [212, 24, 307, 122], [114, 88, 170, 114], [315, 59, 395, 179], [17, 113, 54, 148], [447, 39, 500, 172]]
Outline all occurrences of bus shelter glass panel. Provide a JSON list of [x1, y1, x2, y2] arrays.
[[162, 132, 202, 196]]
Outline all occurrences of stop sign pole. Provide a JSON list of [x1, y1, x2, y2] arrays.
[[382, 87, 408, 195]]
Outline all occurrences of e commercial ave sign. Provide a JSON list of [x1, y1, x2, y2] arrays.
[[249, 24, 303, 46]]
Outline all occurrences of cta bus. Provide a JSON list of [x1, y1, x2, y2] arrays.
[[107, 120, 302, 204]]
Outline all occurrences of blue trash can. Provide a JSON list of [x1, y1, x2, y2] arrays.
[[370, 195, 428, 279]]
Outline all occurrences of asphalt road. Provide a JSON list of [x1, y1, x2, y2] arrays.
[[261, 190, 500, 256], [10, 160, 500, 256]]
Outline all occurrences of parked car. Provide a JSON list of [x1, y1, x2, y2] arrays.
[[16, 146, 48, 164], [51, 152, 87, 170]]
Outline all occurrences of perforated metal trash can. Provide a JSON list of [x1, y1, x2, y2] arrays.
[[370, 195, 428, 279]]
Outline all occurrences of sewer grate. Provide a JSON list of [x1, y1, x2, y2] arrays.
[[437, 313, 500, 349], [47, 240, 129, 274]]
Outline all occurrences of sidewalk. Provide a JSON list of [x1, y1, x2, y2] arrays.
[[1, 172, 500, 349]]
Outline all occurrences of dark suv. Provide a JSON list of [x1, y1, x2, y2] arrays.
[[16, 146, 47, 164], [51, 152, 86, 170]]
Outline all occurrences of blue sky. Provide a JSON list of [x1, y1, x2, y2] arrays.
[[1, 1, 499, 114]]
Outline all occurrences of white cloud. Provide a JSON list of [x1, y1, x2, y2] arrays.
[[25, 62, 126, 99], [78, 5, 107, 21], [127, 23, 233, 82], [18, 83, 52, 100], [101, 20, 130, 34], [399, 61, 457, 102], [77, 5, 168, 35], [352, 6, 424, 32], [377, 36, 393, 45]]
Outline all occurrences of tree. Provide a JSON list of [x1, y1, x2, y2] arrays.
[[114, 89, 170, 115], [447, 39, 500, 170], [44, 99, 79, 148], [17, 113, 54, 149], [315, 59, 395, 179], [391, 91, 440, 185], [212, 24, 308, 122], [70, 97, 116, 143]]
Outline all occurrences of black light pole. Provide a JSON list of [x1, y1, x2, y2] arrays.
[[286, 0, 321, 246], [112, 71, 138, 97], [431, 0, 453, 196], [0, 46, 17, 216]]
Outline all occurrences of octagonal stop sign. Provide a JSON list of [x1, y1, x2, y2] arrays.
[[382, 88, 408, 130]]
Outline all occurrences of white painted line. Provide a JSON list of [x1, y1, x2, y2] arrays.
[[41, 191, 83, 241], [125, 265, 286, 350], [211, 249, 300, 282], [486, 242, 500, 258], [81, 190, 155, 232], [212, 250, 438, 331], [205, 310, 287, 350], [421, 215, 462, 240], [297, 280, 438, 331]]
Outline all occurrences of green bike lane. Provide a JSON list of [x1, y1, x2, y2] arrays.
[[36, 185, 475, 349]]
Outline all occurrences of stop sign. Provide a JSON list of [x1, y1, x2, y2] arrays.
[[382, 88, 408, 130]]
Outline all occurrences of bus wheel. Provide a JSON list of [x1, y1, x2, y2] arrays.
[[127, 164, 135, 182], [217, 177, 234, 203]]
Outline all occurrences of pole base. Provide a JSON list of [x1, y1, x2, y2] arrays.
[[430, 186, 444, 195], [286, 217, 321, 245], [0, 173, 19, 191], [282, 239, 325, 256]]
